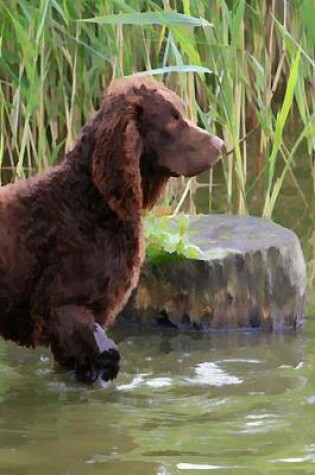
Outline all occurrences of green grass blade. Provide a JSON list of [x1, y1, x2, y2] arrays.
[[263, 48, 301, 217], [265, 121, 313, 218], [132, 65, 214, 77], [79, 12, 213, 28]]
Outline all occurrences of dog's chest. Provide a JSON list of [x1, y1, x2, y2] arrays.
[[97, 222, 145, 326]]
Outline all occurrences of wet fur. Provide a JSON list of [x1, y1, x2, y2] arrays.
[[0, 76, 220, 382]]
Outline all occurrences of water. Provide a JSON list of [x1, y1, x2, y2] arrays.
[[0, 310, 315, 475]]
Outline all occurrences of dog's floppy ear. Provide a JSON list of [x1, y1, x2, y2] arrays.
[[91, 97, 143, 221]]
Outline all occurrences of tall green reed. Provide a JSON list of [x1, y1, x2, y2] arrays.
[[0, 0, 314, 219]]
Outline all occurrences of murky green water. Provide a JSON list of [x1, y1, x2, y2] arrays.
[[0, 304, 315, 475]]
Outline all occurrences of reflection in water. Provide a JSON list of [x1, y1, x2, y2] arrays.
[[192, 362, 243, 386], [0, 324, 314, 474], [176, 462, 238, 470]]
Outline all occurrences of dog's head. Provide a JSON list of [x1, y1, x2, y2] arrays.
[[91, 76, 223, 220]]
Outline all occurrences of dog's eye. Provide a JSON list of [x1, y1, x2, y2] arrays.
[[172, 110, 180, 120]]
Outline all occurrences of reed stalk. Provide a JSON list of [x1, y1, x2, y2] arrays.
[[0, 0, 313, 222]]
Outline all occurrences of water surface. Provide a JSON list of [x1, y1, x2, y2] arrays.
[[1, 310, 315, 475]]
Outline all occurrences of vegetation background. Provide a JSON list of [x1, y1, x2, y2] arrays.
[[0, 0, 314, 279]]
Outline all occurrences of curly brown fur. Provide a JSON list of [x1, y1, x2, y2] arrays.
[[0, 76, 223, 383]]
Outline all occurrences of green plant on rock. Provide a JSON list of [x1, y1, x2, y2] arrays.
[[144, 214, 204, 264]]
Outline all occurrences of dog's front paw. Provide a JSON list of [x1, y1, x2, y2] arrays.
[[96, 347, 120, 382], [94, 323, 120, 381], [79, 347, 120, 384], [93, 322, 120, 381], [76, 323, 120, 384]]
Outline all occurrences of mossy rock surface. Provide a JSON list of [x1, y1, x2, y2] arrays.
[[117, 215, 307, 331]]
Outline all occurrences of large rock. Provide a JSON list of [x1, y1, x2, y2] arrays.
[[117, 215, 307, 331]]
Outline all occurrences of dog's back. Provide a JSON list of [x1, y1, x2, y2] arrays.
[[0, 171, 61, 311]]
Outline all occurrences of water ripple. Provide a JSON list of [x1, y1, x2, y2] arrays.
[[190, 362, 243, 387], [177, 462, 242, 470]]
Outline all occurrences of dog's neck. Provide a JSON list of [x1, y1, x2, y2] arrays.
[[140, 154, 169, 211]]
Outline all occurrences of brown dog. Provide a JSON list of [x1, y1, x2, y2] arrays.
[[0, 76, 223, 383]]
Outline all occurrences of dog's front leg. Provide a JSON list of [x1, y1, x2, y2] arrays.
[[50, 305, 120, 383]]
